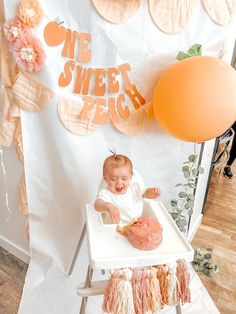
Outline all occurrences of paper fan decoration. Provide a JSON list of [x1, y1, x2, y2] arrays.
[[57, 96, 100, 135], [202, 0, 236, 26], [149, 0, 200, 34], [92, 0, 141, 24], [112, 102, 154, 135]]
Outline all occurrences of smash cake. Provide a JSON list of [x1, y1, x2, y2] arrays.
[[117, 216, 163, 250]]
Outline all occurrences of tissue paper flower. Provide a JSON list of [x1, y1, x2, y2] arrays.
[[13, 32, 46, 72], [17, 0, 43, 27], [3, 17, 27, 43]]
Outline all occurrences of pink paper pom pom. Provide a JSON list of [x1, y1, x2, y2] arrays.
[[13, 32, 46, 72], [17, 0, 43, 27], [3, 17, 27, 43]]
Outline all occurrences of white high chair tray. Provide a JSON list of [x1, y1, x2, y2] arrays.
[[86, 200, 194, 270]]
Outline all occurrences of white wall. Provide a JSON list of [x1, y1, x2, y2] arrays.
[[0, 145, 30, 262]]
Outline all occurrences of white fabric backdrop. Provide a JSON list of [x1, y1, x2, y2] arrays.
[[3, 0, 235, 313]]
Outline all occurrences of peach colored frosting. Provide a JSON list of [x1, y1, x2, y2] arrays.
[[117, 216, 163, 250]]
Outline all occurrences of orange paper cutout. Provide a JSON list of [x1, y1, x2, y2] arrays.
[[61, 29, 78, 59], [58, 60, 75, 87], [107, 67, 119, 93], [126, 84, 146, 110], [73, 65, 93, 95], [80, 96, 95, 120], [116, 93, 129, 119], [93, 68, 106, 96], [93, 98, 109, 124], [77, 32, 92, 63], [118, 63, 132, 90], [44, 21, 66, 46]]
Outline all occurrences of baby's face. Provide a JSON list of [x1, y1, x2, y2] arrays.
[[104, 165, 132, 194]]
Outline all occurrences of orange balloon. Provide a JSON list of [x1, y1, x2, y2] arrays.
[[152, 56, 236, 142]]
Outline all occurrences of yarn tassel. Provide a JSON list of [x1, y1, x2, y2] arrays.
[[149, 267, 162, 312], [112, 268, 135, 314], [140, 268, 152, 313], [131, 269, 144, 314], [156, 265, 169, 307], [176, 259, 191, 304], [167, 263, 180, 306], [102, 270, 122, 313]]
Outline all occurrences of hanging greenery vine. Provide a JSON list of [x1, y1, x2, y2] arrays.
[[168, 143, 219, 277], [169, 153, 204, 233]]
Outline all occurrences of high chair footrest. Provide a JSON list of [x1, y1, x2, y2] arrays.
[[77, 280, 108, 297]]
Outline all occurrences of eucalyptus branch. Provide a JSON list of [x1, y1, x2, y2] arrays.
[[169, 153, 204, 233]]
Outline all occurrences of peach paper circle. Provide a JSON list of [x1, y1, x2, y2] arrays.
[[92, 0, 141, 24], [149, 0, 199, 34], [202, 0, 236, 26]]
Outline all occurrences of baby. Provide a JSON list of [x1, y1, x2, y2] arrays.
[[94, 153, 161, 224]]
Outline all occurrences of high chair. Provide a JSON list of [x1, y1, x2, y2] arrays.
[[75, 200, 194, 314]]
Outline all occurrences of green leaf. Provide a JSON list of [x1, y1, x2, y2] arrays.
[[177, 219, 187, 228], [185, 200, 194, 209], [183, 171, 190, 178], [171, 213, 178, 220], [175, 183, 183, 187], [185, 203, 190, 209], [188, 209, 193, 216], [198, 166, 204, 174], [193, 264, 200, 271], [188, 154, 197, 162], [187, 44, 202, 56], [176, 51, 190, 60], [178, 191, 187, 198], [213, 262, 219, 273], [171, 199, 178, 207], [192, 168, 199, 176], [187, 194, 195, 201], [204, 253, 212, 259], [203, 268, 210, 276], [182, 165, 190, 172]]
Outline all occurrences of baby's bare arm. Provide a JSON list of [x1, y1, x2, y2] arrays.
[[143, 188, 161, 199], [94, 198, 120, 223]]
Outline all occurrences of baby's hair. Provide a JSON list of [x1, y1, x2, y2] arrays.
[[103, 150, 133, 176]]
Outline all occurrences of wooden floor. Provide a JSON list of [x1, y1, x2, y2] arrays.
[[191, 163, 236, 314], [0, 164, 236, 314], [0, 247, 28, 314]]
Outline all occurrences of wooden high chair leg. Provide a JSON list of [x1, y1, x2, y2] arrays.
[[79, 266, 93, 314]]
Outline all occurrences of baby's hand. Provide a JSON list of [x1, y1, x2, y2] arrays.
[[106, 203, 121, 224], [143, 188, 161, 199]]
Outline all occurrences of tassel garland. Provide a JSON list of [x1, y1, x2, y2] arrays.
[[140, 268, 151, 312], [149, 267, 162, 312], [113, 269, 135, 314], [167, 263, 180, 305], [156, 265, 169, 306], [103, 260, 191, 314], [131, 269, 143, 314], [102, 270, 122, 313], [176, 259, 191, 304]]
